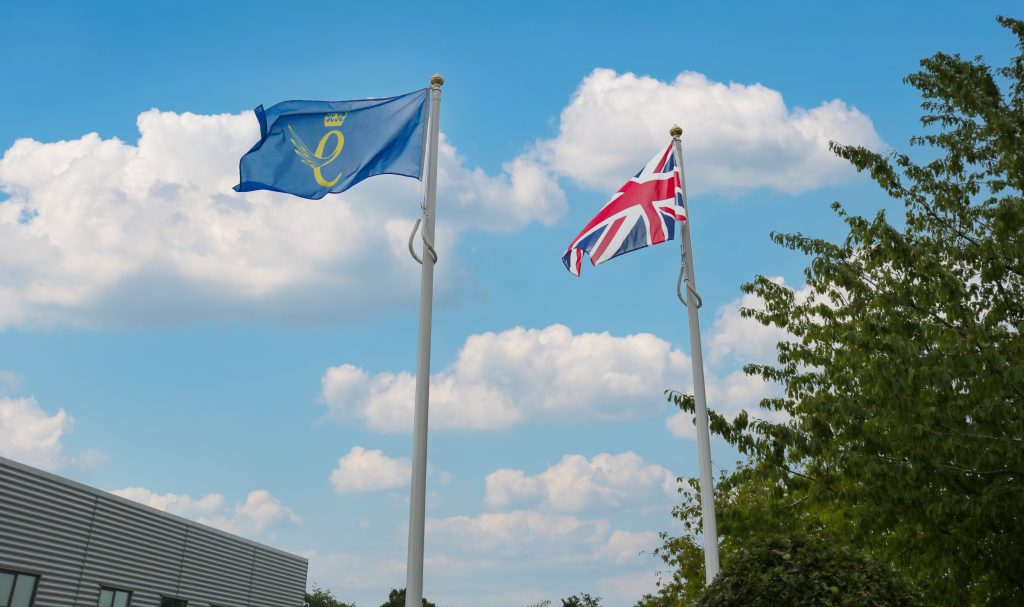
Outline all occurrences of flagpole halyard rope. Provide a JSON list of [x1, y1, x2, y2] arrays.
[[672, 124, 701, 309], [677, 262, 703, 308], [408, 218, 438, 264], [408, 78, 442, 267]]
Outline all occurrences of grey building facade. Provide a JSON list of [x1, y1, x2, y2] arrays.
[[0, 456, 307, 607]]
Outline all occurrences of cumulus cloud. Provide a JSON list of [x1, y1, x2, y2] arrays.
[[427, 510, 609, 558], [330, 446, 410, 494], [436, 137, 566, 232], [665, 278, 812, 438], [304, 550, 407, 594], [321, 324, 689, 432], [0, 110, 564, 329], [485, 452, 677, 512], [706, 278, 816, 367], [601, 530, 662, 564], [0, 370, 23, 394], [426, 510, 663, 570], [304, 487, 664, 606], [538, 68, 883, 195], [112, 486, 301, 536], [665, 368, 784, 439], [0, 70, 874, 329], [596, 570, 661, 606], [113, 486, 226, 515], [0, 397, 70, 470], [306, 517, 662, 607], [321, 320, 788, 436], [0, 396, 106, 471]]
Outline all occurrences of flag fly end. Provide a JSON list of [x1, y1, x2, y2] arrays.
[[561, 141, 686, 275], [234, 90, 430, 199]]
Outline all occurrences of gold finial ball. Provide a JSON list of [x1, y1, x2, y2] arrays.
[[670, 124, 683, 137], [431, 74, 445, 87]]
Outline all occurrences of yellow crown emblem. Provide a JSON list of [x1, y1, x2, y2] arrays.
[[323, 113, 347, 127]]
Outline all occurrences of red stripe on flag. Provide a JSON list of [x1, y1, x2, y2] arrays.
[[653, 146, 672, 173], [590, 216, 627, 263], [659, 205, 687, 221], [643, 199, 666, 244]]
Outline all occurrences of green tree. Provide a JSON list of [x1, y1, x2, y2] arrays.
[[637, 463, 850, 607], [379, 588, 436, 607], [690, 533, 918, 607], [305, 585, 357, 607], [652, 15, 1024, 606], [560, 594, 601, 607]]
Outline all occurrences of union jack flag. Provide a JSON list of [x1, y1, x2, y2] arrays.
[[563, 142, 686, 276]]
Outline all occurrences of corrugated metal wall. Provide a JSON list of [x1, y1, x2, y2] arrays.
[[178, 526, 258, 607], [0, 458, 307, 607], [249, 550, 309, 607], [0, 461, 95, 605]]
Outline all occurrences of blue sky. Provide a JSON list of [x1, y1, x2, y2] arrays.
[[0, 2, 1019, 606]]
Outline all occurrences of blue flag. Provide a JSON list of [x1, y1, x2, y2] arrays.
[[234, 89, 429, 200]]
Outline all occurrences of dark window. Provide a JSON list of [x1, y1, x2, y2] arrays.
[[160, 598, 187, 607], [98, 587, 131, 607], [0, 570, 39, 607]]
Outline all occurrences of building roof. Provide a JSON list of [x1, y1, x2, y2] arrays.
[[0, 454, 307, 563]]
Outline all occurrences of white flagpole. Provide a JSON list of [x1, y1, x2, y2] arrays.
[[671, 124, 721, 583], [405, 73, 444, 607]]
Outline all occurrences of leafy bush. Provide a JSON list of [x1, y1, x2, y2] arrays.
[[691, 534, 919, 607], [305, 586, 356, 607], [379, 588, 436, 607]]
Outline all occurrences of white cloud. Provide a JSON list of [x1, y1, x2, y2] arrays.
[[112, 486, 301, 536], [0, 397, 69, 470], [437, 137, 566, 232], [0, 110, 564, 329], [0, 70, 875, 330], [321, 324, 689, 432], [0, 396, 106, 472], [667, 366, 787, 436], [305, 509, 664, 607], [304, 549, 523, 607], [538, 68, 883, 195], [706, 278, 817, 367], [0, 370, 23, 394], [230, 490, 302, 533], [327, 446, 449, 495], [425, 510, 663, 573], [305, 550, 407, 594], [306, 530, 661, 607], [663, 410, 697, 440], [665, 370, 782, 439], [67, 448, 110, 471], [114, 486, 225, 515], [600, 530, 661, 564], [484, 469, 539, 508], [707, 291, 787, 367], [321, 320, 790, 437], [663, 276, 815, 438], [595, 570, 661, 606], [485, 452, 677, 512], [330, 446, 410, 494], [427, 510, 609, 558], [665, 279, 811, 439]]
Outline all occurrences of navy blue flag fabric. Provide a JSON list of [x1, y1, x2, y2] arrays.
[[235, 89, 429, 200]]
